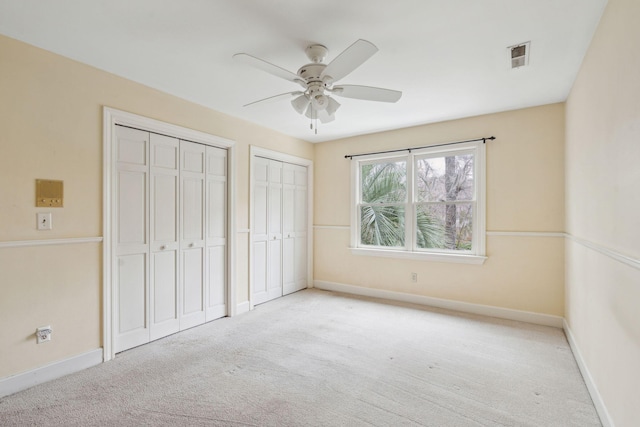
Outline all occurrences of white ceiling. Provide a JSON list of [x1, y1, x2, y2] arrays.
[[0, 0, 607, 143]]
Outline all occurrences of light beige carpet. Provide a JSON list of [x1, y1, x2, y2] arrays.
[[0, 289, 600, 426]]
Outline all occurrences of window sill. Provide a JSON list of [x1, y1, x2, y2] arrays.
[[349, 247, 487, 265]]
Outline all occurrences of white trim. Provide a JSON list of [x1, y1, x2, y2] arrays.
[[0, 237, 102, 248], [567, 233, 640, 272], [486, 231, 566, 238], [103, 107, 236, 360], [314, 280, 564, 328], [249, 146, 314, 310], [235, 301, 251, 315], [227, 143, 238, 318], [563, 320, 614, 427], [237, 228, 250, 233], [104, 108, 235, 147], [103, 109, 113, 361], [251, 146, 312, 167], [0, 349, 102, 398], [314, 228, 566, 237], [350, 247, 487, 264]]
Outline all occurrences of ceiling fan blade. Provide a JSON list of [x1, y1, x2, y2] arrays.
[[332, 85, 402, 103], [243, 91, 303, 107], [321, 39, 378, 83], [233, 53, 301, 83]]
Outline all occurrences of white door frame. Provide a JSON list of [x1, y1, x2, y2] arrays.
[[103, 107, 236, 361], [249, 146, 313, 310]]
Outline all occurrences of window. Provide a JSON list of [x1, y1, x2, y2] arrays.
[[351, 140, 486, 264]]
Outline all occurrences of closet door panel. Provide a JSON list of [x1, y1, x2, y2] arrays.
[[182, 178, 204, 241], [149, 134, 180, 340], [282, 238, 295, 294], [266, 160, 283, 301], [208, 180, 226, 242], [253, 241, 268, 297], [152, 251, 178, 322], [117, 253, 146, 334], [152, 175, 177, 242], [253, 183, 268, 237], [282, 163, 296, 295], [295, 236, 308, 290], [180, 141, 206, 329], [206, 146, 227, 320], [114, 126, 150, 352], [252, 157, 270, 305], [207, 246, 226, 319], [117, 171, 146, 246], [294, 167, 308, 292], [269, 161, 283, 237], [182, 248, 204, 314], [267, 238, 282, 297]]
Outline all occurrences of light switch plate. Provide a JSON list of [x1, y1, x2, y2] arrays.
[[37, 212, 52, 230]]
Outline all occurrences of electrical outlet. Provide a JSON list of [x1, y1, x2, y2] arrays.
[[36, 326, 52, 344], [411, 273, 418, 283]]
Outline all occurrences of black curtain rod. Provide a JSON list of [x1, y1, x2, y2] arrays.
[[344, 136, 496, 160]]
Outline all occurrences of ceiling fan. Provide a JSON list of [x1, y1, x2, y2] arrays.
[[233, 39, 402, 130]]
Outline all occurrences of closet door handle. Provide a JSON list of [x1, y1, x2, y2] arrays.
[[160, 245, 166, 250], [189, 243, 194, 248]]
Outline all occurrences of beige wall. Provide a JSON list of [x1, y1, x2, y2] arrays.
[[565, 0, 640, 425], [0, 34, 313, 379], [314, 104, 566, 315]]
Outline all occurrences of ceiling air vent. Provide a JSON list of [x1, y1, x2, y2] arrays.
[[508, 41, 530, 69]]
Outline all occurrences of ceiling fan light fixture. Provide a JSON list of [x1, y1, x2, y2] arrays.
[[326, 97, 341, 116], [311, 94, 328, 110], [291, 94, 310, 114]]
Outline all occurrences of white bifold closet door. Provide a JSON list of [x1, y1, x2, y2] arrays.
[[149, 134, 180, 341], [252, 157, 307, 306], [282, 163, 308, 295], [114, 126, 227, 353], [180, 141, 206, 329], [206, 146, 228, 321]]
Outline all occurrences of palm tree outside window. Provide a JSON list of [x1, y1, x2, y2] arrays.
[[352, 140, 486, 262]]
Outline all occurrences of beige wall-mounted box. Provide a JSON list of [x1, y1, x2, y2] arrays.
[[36, 179, 63, 207]]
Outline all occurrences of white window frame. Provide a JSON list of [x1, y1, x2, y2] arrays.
[[350, 140, 487, 265]]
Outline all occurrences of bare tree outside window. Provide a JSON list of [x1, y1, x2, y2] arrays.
[[415, 153, 474, 250]]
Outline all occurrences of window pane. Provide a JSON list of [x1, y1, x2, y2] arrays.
[[416, 154, 474, 202], [360, 204, 405, 247], [360, 161, 406, 203], [416, 203, 473, 250]]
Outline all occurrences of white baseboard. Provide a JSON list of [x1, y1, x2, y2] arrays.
[[0, 348, 103, 398], [314, 280, 564, 328], [235, 301, 251, 315], [563, 320, 614, 427]]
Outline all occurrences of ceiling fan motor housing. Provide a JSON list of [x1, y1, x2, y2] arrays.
[[297, 63, 327, 83]]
